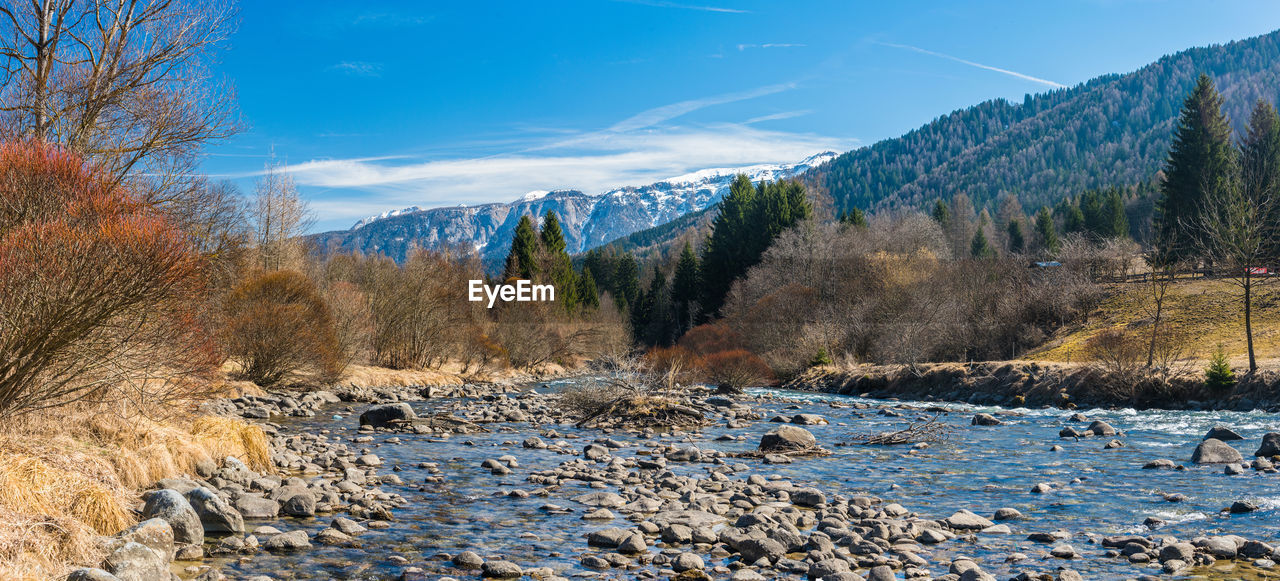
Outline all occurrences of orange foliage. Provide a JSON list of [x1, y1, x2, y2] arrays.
[[702, 349, 774, 389], [0, 141, 216, 417], [677, 323, 744, 357], [644, 345, 706, 383], [224, 270, 342, 386]]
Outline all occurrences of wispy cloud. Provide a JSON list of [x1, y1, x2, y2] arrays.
[[330, 61, 383, 77], [743, 110, 811, 124], [607, 82, 796, 132], [737, 43, 806, 51], [612, 0, 750, 14], [349, 11, 433, 27], [877, 41, 1066, 89]]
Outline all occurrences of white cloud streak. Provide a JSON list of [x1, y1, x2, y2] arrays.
[[877, 42, 1067, 89], [330, 61, 383, 77], [607, 82, 796, 132], [737, 43, 806, 51], [612, 0, 750, 14]]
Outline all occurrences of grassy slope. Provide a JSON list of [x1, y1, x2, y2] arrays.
[[1028, 278, 1280, 367]]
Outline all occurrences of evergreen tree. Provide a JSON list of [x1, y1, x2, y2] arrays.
[[578, 266, 600, 310], [1101, 189, 1129, 239], [503, 215, 539, 280], [538, 210, 578, 311], [1063, 204, 1086, 234], [931, 199, 951, 228], [1240, 99, 1280, 258], [1006, 219, 1025, 254], [970, 228, 995, 259], [670, 241, 700, 335], [700, 175, 811, 318], [631, 269, 676, 346], [1034, 206, 1059, 254], [1204, 346, 1236, 390], [839, 207, 867, 228], [1158, 74, 1235, 261], [612, 252, 641, 312]]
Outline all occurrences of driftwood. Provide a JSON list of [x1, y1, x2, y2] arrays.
[[840, 413, 951, 446], [574, 395, 709, 429], [392, 412, 490, 434]]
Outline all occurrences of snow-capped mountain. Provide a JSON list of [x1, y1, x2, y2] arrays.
[[309, 152, 836, 268]]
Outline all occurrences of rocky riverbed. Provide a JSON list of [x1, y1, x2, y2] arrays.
[[69, 379, 1280, 581]]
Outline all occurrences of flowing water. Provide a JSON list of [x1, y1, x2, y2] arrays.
[[217, 381, 1280, 580]]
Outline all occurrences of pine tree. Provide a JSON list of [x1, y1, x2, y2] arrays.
[[700, 175, 810, 318], [503, 215, 539, 280], [1102, 189, 1129, 239], [1204, 346, 1236, 390], [931, 199, 951, 228], [538, 210, 578, 312], [612, 252, 641, 312], [670, 241, 700, 335], [1240, 99, 1280, 259], [578, 266, 600, 310], [971, 228, 995, 259], [1063, 204, 1086, 234], [839, 207, 867, 228], [1034, 206, 1059, 255], [1158, 74, 1235, 261], [1006, 219, 1025, 254]]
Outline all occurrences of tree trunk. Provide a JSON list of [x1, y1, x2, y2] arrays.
[[1245, 274, 1257, 372]]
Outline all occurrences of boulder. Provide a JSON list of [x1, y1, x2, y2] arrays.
[[944, 509, 994, 531], [67, 569, 122, 581], [1205, 425, 1244, 441], [758, 425, 817, 453], [280, 490, 317, 517], [672, 553, 705, 572], [263, 530, 311, 552], [233, 495, 280, 519], [481, 561, 522, 579], [453, 551, 484, 569], [117, 518, 175, 563], [103, 541, 168, 581], [738, 537, 785, 563], [790, 413, 828, 425], [1087, 420, 1117, 436], [971, 413, 1002, 426], [586, 527, 633, 548], [1192, 438, 1243, 464], [142, 489, 204, 546], [185, 487, 244, 534], [791, 488, 826, 507], [359, 403, 416, 428], [1256, 432, 1280, 457]]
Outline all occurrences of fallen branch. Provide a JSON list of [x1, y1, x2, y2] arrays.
[[841, 413, 951, 445]]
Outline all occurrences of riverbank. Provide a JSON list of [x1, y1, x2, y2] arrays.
[[785, 361, 1280, 411], [66, 379, 1280, 581]]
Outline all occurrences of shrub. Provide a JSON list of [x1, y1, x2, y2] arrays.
[[809, 348, 833, 368], [678, 323, 743, 356], [1205, 346, 1236, 391], [224, 270, 341, 386], [644, 345, 706, 385], [0, 142, 217, 418], [1083, 328, 1146, 379], [703, 349, 774, 391], [323, 281, 373, 370]]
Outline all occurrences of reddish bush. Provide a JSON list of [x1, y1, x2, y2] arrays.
[[702, 349, 774, 391], [644, 345, 706, 383], [225, 270, 341, 386], [0, 141, 216, 417], [677, 323, 744, 357]]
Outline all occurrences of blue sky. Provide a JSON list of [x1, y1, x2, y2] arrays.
[[201, 1, 1280, 232]]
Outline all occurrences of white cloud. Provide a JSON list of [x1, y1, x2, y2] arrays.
[[330, 61, 383, 77], [612, 0, 749, 14], [877, 41, 1067, 89], [606, 82, 796, 133], [285, 125, 855, 225], [737, 43, 806, 51]]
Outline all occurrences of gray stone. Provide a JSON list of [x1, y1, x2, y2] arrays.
[[993, 507, 1023, 520], [142, 489, 204, 546], [738, 537, 785, 563], [791, 487, 826, 507], [758, 425, 817, 452], [1256, 432, 1280, 457], [453, 551, 484, 569], [971, 413, 1002, 426], [944, 509, 994, 530], [280, 491, 317, 517], [672, 553, 704, 572], [1087, 420, 1117, 436], [117, 518, 175, 563], [186, 487, 244, 534], [67, 569, 122, 581], [359, 403, 416, 427], [263, 530, 311, 552], [1193, 438, 1243, 464], [233, 495, 280, 519], [1205, 425, 1244, 441], [103, 541, 168, 581], [481, 561, 522, 578]]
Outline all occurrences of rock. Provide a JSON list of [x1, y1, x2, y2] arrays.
[[586, 527, 632, 548], [993, 507, 1023, 521], [572, 491, 625, 508], [481, 561, 523, 578], [1087, 420, 1117, 436], [583, 444, 610, 461], [1192, 438, 1243, 464], [117, 518, 175, 563], [791, 487, 826, 507], [330, 517, 366, 536], [1028, 531, 1072, 543], [1142, 459, 1176, 469], [186, 487, 244, 534], [618, 533, 646, 554], [359, 403, 416, 428], [866, 565, 894, 581], [142, 489, 203, 546], [672, 553, 705, 572], [1031, 482, 1053, 494], [453, 551, 484, 569], [758, 425, 816, 453], [738, 537, 785, 563], [1059, 427, 1085, 438], [103, 541, 169, 581], [810, 559, 852, 578], [1159, 543, 1195, 563], [233, 495, 280, 519], [1202, 536, 1238, 558], [355, 453, 382, 466], [314, 528, 353, 546], [917, 528, 950, 544], [1050, 544, 1077, 558], [521, 437, 546, 449], [1230, 500, 1259, 513], [67, 569, 122, 581], [666, 446, 701, 462], [790, 413, 828, 425], [1057, 570, 1085, 581], [1205, 425, 1244, 441], [1256, 432, 1280, 457], [263, 530, 311, 552], [1226, 463, 1245, 475], [971, 413, 1002, 426], [730, 571, 766, 581], [944, 509, 994, 530], [1103, 439, 1124, 449], [280, 491, 317, 517]]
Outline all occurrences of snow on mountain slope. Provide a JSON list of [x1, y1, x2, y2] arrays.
[[310, 152, 835, 269]]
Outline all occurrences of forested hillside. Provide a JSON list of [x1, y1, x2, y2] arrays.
[[807, 30, 1280, 214]]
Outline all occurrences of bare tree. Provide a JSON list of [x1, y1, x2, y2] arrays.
[[0, 0, 240, 183], [1142, 230, 1179, 368], [252, 152, 311, 271]]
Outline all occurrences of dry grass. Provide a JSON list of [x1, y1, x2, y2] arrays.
[[0, 402, 270, 580], [1029, 278, 1280, 368]]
